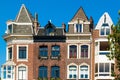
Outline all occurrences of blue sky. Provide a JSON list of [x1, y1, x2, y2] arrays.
[[0, 0, 120, 76]]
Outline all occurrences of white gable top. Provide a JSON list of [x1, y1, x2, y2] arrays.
[[95, 12, 113, 29]]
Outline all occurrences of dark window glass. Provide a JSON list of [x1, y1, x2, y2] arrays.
[[51, 66, 60, 78], [51, 46, 60, 57], [81, 45, 88, 58], [100, 28, 105, 35], [8, 47, 12, 60], [99, 63, 104, 72], [39, 46, 48, 57], [106, 28, 110, 35], [46, 27, 54, 35], [69, 45, 77, 58], [19, 47, 26, 59], [8, 25, 12, 33], [105, 63, 109, 72], [76, 24, 82, 32], [39, 66, 47, 78], [95, 63, 98, 73]]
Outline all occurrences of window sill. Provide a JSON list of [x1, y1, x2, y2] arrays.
[[17, 59, 28, 62], [50, 56, 61, 60], [38, 56, 48, 60]]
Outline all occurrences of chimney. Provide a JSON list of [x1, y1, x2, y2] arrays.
[[89, 16, 94, 32], [62, 23, 66, 32], [34, 13, 39, 34]]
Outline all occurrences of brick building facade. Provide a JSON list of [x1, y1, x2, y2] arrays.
[[1, 4, 115, 80]]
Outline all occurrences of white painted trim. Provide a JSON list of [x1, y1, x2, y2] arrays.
[[95, 38, 108, 42], [66, 33, 91, 36], [17, 45, 28, 62], [16, 64, 28, 80], [68, 20, 90, 24], [66, 40, 91, 44], [7, 40, 33, 45]]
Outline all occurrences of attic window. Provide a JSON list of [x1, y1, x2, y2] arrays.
[[46, 27, 54, 36], [76, 24, 83, 33]]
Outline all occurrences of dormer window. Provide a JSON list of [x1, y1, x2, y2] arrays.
[[46, 27, 54, 36], [100, 24, 110, 36], [76, 24, 83, 33], [8, 25, 12, 34]]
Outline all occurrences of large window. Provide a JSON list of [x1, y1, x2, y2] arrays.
[[95, 63, 113, 77], [81, 45, 88, 58], [8, 47, 12, 60], [39, 66, 47, 78], [18, 47, 27, 59], [2, 65, 14, 79], [69, 66, 77, 79], [18, 66, 27, 80], [51, 66, 60, 78], [80, 65, 89, 79], [51, 45, 60, 57], [69, 45, 77, 58], [39, 46, 48, 57], [76, 24, 82, 33]]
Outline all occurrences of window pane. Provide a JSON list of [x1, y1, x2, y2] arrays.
[[3, 71, 6, 79], [76, 24, 82, 32], [106, 28, 110, 35], [80, 65, 88, 79], [100, 28, 104, 35], [105, 63, 109, 72], [39, 46, 48, 57], [69, 45, 77, 58], [99, 63, 104, 72], [46, 27, 54, 35], [81, 45, 88, 58], [69, 66, 77, 79], [8, 25, 12, 33], [51, 66, 60, 78], [8, 47, 12, 60], [39, 66, 47, 78], [52, 46, 60, 57], [111, 63, 114, 72], [19, 47, 26, 59], [95, 64, 98, 73]]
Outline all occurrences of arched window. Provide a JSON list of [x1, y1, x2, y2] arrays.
[[69, 45, 77, 58], [51, 45, 60, 57], [81, 45, 88, 58], [39, 66, 47, 78], [80, 65, 89, 79], [68, 65, 77, 79], [51, 66, 60, 78], [18, 66, 27, 80]]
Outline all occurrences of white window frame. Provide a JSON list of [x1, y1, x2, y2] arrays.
[[7, 24, 13, 34], [67, 63, 78, 79], [79, 44, 90, 59], [68, 44, 78, 59], [7, 45, 13, 61], [16, 64, 28, 80], [1, 65, 15, 80], [74, 24, 83, 33], [99, 27, 111, 36], [79, 63, 89, 79], [17, 45, 28, 62]]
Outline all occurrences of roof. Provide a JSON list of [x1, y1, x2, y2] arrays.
[[95, 12, 113, 29], [15, 4, 34, 23], [2, 60, 16, 66], [70, 7, 88, 22]]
